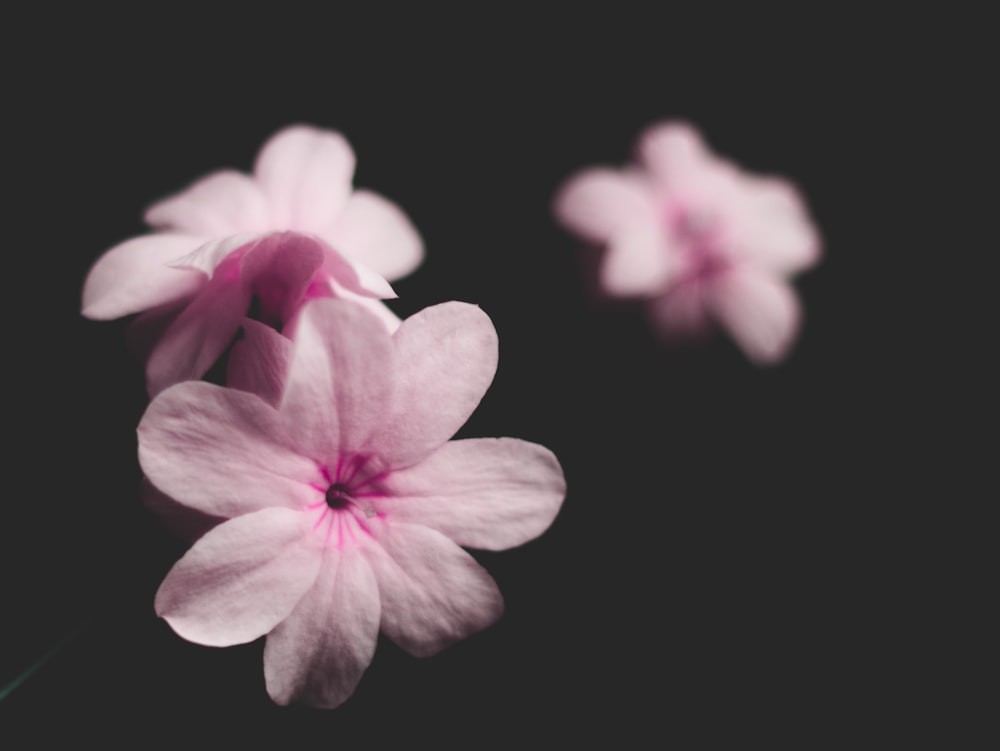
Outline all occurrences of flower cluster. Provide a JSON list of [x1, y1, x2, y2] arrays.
[[83, 125, 567, 708], [82, 119, 819, 709], [83, 125, 421, 395], [554, 121, 821, 364]]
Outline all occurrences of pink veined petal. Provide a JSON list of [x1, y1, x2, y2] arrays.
[[363, 519, 504, 657], [144, 252, 252, 396], [81, 234, 206, 320], [154, 507, 323, 647], [552, 167, 658, 244], [599, 224, 679, 298], [728, 176, 822, 275], [239, 232, 327, 327], [144, 170, 271, 237], [138, 381, 323, 519], [645, 281, 713, 341], [264, 543, 380, 709], [254, 125, 356, 233], [706, 267, 803, 365], [279, 298, 395, 463], [141, 476, 223, 543], [325, 189, 424, 281], [365, 302, 499, 473], [375, 438, 566, 551], [635, 120, 710, 188], [226, 319, 293, 408]]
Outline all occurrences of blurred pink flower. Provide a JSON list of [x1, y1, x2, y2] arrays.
[[554, 121, 821, 364], [82, 125, 422, 394], [138, 298, 566, 709]]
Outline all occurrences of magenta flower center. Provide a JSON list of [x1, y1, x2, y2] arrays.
[[325, 483, 355, 510], [308, 460, 381, 548], [666, 203, 731, 285]]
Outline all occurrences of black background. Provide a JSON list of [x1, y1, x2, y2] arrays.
[[2, 7, 985, 747]]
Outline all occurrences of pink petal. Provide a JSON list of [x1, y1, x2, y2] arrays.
[[144, 251, 252, 395], [279, 298, 395, 463], [728, 176, 822, 275], [363, 519, 504, 657], [154, 507, 323, 647], [706, 267, 803, 365], [264, 543, 380, 708], [239, 232, 326, 327], [138, 381, 323, 519], [144, 170, 270, 237], [226, 319, 293, 408], [254, 125, 355, 233], [552, 168, 658, 244], [375, 438, 566, 551], [81, 234, 205, 320], [326, 189, 424, 281], [599, 225, 678, 297], [646, 282, 713, 340], [141, 476, 222, 543], [635, 120, 709, 187], [366, 302, 498, 472]]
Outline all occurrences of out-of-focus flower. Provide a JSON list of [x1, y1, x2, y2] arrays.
[[82, 125, 422, 394], [138, 298, 566, 709], [553, 121, 821, 364]]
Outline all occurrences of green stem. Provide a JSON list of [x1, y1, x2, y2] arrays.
[[0, 622, 89, 703]]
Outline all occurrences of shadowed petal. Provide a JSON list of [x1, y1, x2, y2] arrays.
[[155, 508, 323, 646], [144, 170, 270, 236], [279, 298, 395, 463], [81, 234, 205, 320], [646, 282, 712, 341], [125, 297, 191, 364], [367, 302, 498, 473], [141, 476, 222, 543], [254, 125, 355, 233], [374, 438, 565, 551], [226, 319, 293, 408], [264, 543, 380, 708], [239, 232, 326, 327], [144, 252, 251, 395], [138, 381, 323, 519], [553, 167, 657, 244], [363, 520, 503, 657], [707, 267, 802, 365], [327, 189, 424, 281]]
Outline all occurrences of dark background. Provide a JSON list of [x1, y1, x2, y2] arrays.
[[2, 7, 984, 747]]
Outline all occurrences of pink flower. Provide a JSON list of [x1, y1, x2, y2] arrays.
[[82, 125, 423, 394], [137, 298, 566, 708], [554, 121, 821, 364]]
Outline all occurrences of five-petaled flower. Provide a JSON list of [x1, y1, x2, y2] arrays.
[[82, 125, 423, 395], [554, 121, 821, 364], [138, 298, 566, 708]]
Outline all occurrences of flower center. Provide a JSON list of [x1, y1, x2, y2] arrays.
[[665, 205, 730, 284], [325, 483, 355, 510]]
